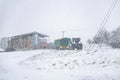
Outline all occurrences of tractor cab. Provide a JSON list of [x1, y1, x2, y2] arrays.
[[72, 38, 82, 50]]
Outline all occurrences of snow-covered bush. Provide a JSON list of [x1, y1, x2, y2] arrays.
[[91, 27, 120, 48], [93, 29, 110, 44], [109, 27, 120, 48]]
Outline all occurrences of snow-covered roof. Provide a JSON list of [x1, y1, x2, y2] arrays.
[[10, 32, 48, 38]]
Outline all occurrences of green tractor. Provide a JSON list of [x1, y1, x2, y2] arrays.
[[54, 37, 82, 50], [54, 38, 71, 50]]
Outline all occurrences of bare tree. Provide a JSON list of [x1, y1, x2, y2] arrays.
[[93, 29, 110, 44]]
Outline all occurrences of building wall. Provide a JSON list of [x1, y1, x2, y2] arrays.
[[10, 35, 33, 50], [0, 38, 9, 49], [1, 33, 47, 51], [32, 34, 38, 49]]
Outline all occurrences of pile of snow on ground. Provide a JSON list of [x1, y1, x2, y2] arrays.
[[20, 45, 120, 70], [0, 44, 120, 80]]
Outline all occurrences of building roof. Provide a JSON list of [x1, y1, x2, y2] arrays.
[[9, 32, 48, 39]]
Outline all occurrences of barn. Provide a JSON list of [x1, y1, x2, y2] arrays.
[[0, 32, 48, 51]]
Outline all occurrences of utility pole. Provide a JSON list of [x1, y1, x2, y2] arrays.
[[62, 31, 64, 38]]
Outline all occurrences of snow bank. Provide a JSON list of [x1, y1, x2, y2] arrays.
[[0, 45, 120, 80], [19, 48, 120, 70]]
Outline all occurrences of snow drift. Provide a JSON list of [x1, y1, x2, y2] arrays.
[[0, 44, 120, 80]]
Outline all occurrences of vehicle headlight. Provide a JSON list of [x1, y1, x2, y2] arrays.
[[67, 46, 69, 48]]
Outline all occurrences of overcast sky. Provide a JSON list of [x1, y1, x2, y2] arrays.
[[0, 0, 120, 42]]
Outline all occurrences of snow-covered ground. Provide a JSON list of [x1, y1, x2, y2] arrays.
[[0, 45, 120, 80]]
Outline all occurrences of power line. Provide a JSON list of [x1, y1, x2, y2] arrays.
[[87, 0, 119, 51]]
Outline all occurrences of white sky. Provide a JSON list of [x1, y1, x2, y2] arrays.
[[0, 0, 120, 42]]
